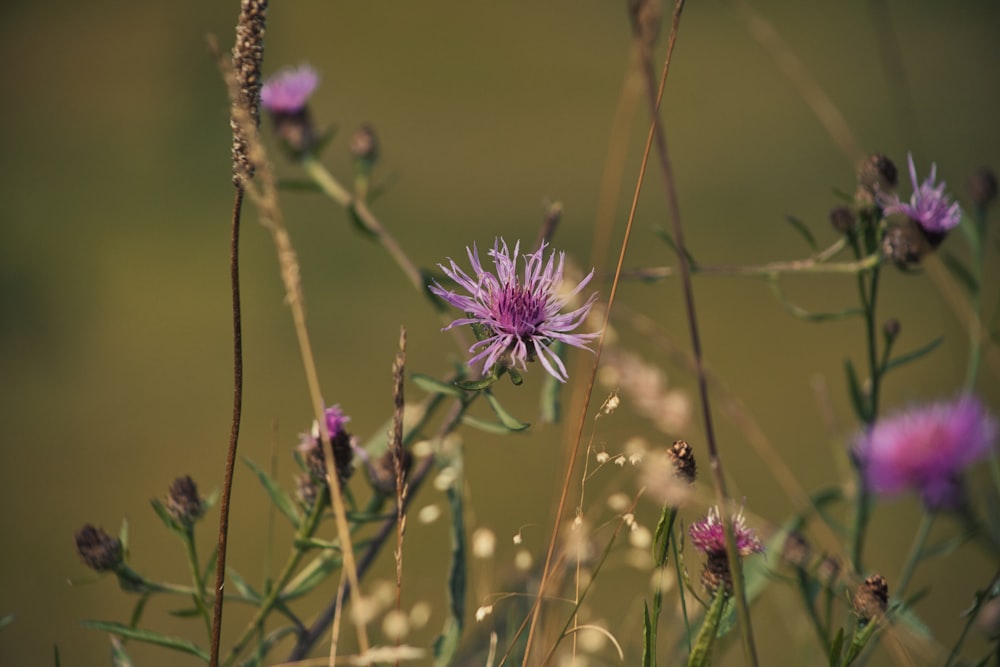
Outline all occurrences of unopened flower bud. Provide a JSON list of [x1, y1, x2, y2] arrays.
[[853, 574, 889, 624], [829, 205, 856, 234], [967, 167, 998, 210], [350, 123, 380, 167], [166, 476, 204, 528], [882, 219, 929, 267], [75, 524, 123, 572], [368, 446, 413, 496], [882, 318, 901, 341], [857, 153, 898, 201]]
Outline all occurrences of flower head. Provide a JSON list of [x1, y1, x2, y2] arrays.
[[430, 238, 599, 383], [689, 506, 764, 557], [297, 404, 355, 487], [854, 395, 997, 510], [260, 64, 320, 114], [881, 153, 963, 237]]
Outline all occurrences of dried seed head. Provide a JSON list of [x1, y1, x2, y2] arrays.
[[75, 525, 123, 572], [166, 476, 204, 528], [853, 574, 889, 624], [857, 153, 898, 203], [667, 439, 697, 484], [230, 0, 269, 186], [882, 218, 930, 267]]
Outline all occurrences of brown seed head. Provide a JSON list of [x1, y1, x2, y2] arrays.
[[857, 153, 898, 202], [853, 574, 889, 623], [666, 439, 697, 484], [829, 205, 857, 234], [230, 0, 269, 186]]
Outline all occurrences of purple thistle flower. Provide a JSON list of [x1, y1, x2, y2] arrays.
[[430, 238, 599, 383], [260, 64, 320, 114], [688, 506, 764, 557], [881, 153, 963, 236], [855, 395, 998, 510], [297, 404, 351, 452]]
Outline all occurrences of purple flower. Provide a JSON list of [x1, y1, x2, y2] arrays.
[[430, 238, 599, 383], [688, 506, 764, 557], [297, 404, 351, 452], [260, 64, 320, 114], [855, 395, 998, 510], [881, 153, 963, 236]]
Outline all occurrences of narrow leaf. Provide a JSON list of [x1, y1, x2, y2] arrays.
[[884, 337, 943, 374], [412, 373, 464, 397], [110, 637, 134, 667], [149, 498, 180, 534], [769, 278, 862, 322], [237, 626, 298, 667], [540, 361, 562, 423], [484, 391, 530, 431], [843, 359, 869, 423], [686, 592, 728, 667], [642, 603, 654, 667], [828, 627, 844, 667], [460, 414, 516, 435], [786, 215, 818, 251], [653, 226, 699, 269], [0, 614, 14, 632], [167, 607, 203, 618], [454, 374, 499, 392], [243, 457, 302, 527], [81, 621, 209, 662], [434, 451, 467, 667], [226, 567, 261, 603], [941, 252, 978, 297]]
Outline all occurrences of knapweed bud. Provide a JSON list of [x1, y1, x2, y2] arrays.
[[75, 524, 123, 572], [857, 153, 898, 202], [666, 439, 697, 484], [829, 205, 856, 234], [298, 405, 356, 491], [700, 551, 732, 595], [368, 447, 413, 496], [967, 167, 998, 210], [349, 123, 380, 170], [166, 476, 204, 529], [260, 64, 320, 156], [853, 574, 889, 624], [882, 318, 901, 341]]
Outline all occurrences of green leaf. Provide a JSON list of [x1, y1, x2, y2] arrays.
[[0, 613, 14, 632], [941, 253, 979, 297], [884, 337, 943, 374], [82, 621, 209, 662], [484, 390, 531, 431], [828, 627, 844, 667], [843, 359, 869, 423], [686, 592, 728, 667], [282, 554, 341, 600], [53, 644, 60, 667], [243, 457, 302, 527], [540, 361, 562, 423], [167, 607, 203, 618], [226, 567, 261, 603], [366, 172, 400, 204], [642, 603, 654, 667], [653, 226, 699, 269], [460, 414, 516, 435], [201, 487, 220, 513], [434, 450, 467, 667], [454, 374, 500, 392], [786, 215, 818, 252], [412, 373, 463, 398], [347, 204, 379, 239], [769, 278, 863, 322], [149, 498, 180, 534]]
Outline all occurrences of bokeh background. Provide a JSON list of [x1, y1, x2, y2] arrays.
[[1, 0, 998, 665]]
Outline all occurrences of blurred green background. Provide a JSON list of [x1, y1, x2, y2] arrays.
[[1, 0, 998, 665]]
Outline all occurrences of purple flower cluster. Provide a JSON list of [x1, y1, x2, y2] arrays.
[[855, 395, 997, 510], [430, 238, 599, 383], [260, 64, 320, 115], [688, 506, 764, 557], [881, 153, 963, 236]]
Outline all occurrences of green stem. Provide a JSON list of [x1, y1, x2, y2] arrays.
[[222, 488, 328, 666], [672, 533, 693, 654], [964, 206, 988, 391], [182, 529, 213, 639], [896, 512, 934, 599], [794, 568, 829, 653]]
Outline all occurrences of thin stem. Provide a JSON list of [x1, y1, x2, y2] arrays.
[[222, 488, 328, 666], [895, 512, 934, 600], [637, 0, 758, 661], [209, 185, 245, 667], [181, 528, 212, 639]]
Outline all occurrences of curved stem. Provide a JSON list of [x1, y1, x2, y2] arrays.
[[181, 529, 212, 639], [895, 512, 934, 599]]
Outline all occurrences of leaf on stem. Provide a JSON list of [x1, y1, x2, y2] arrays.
[[940, 253, 979, 297], [785, 215, 818, 252], [769, 277, 863, 322], [484, 390, 531, 431], [243, 457, 302, 527], [81, 621, 210, 662], [434, 450, 467, 667], [412, 373, 464, 398], [883, 337, 943, 374]]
